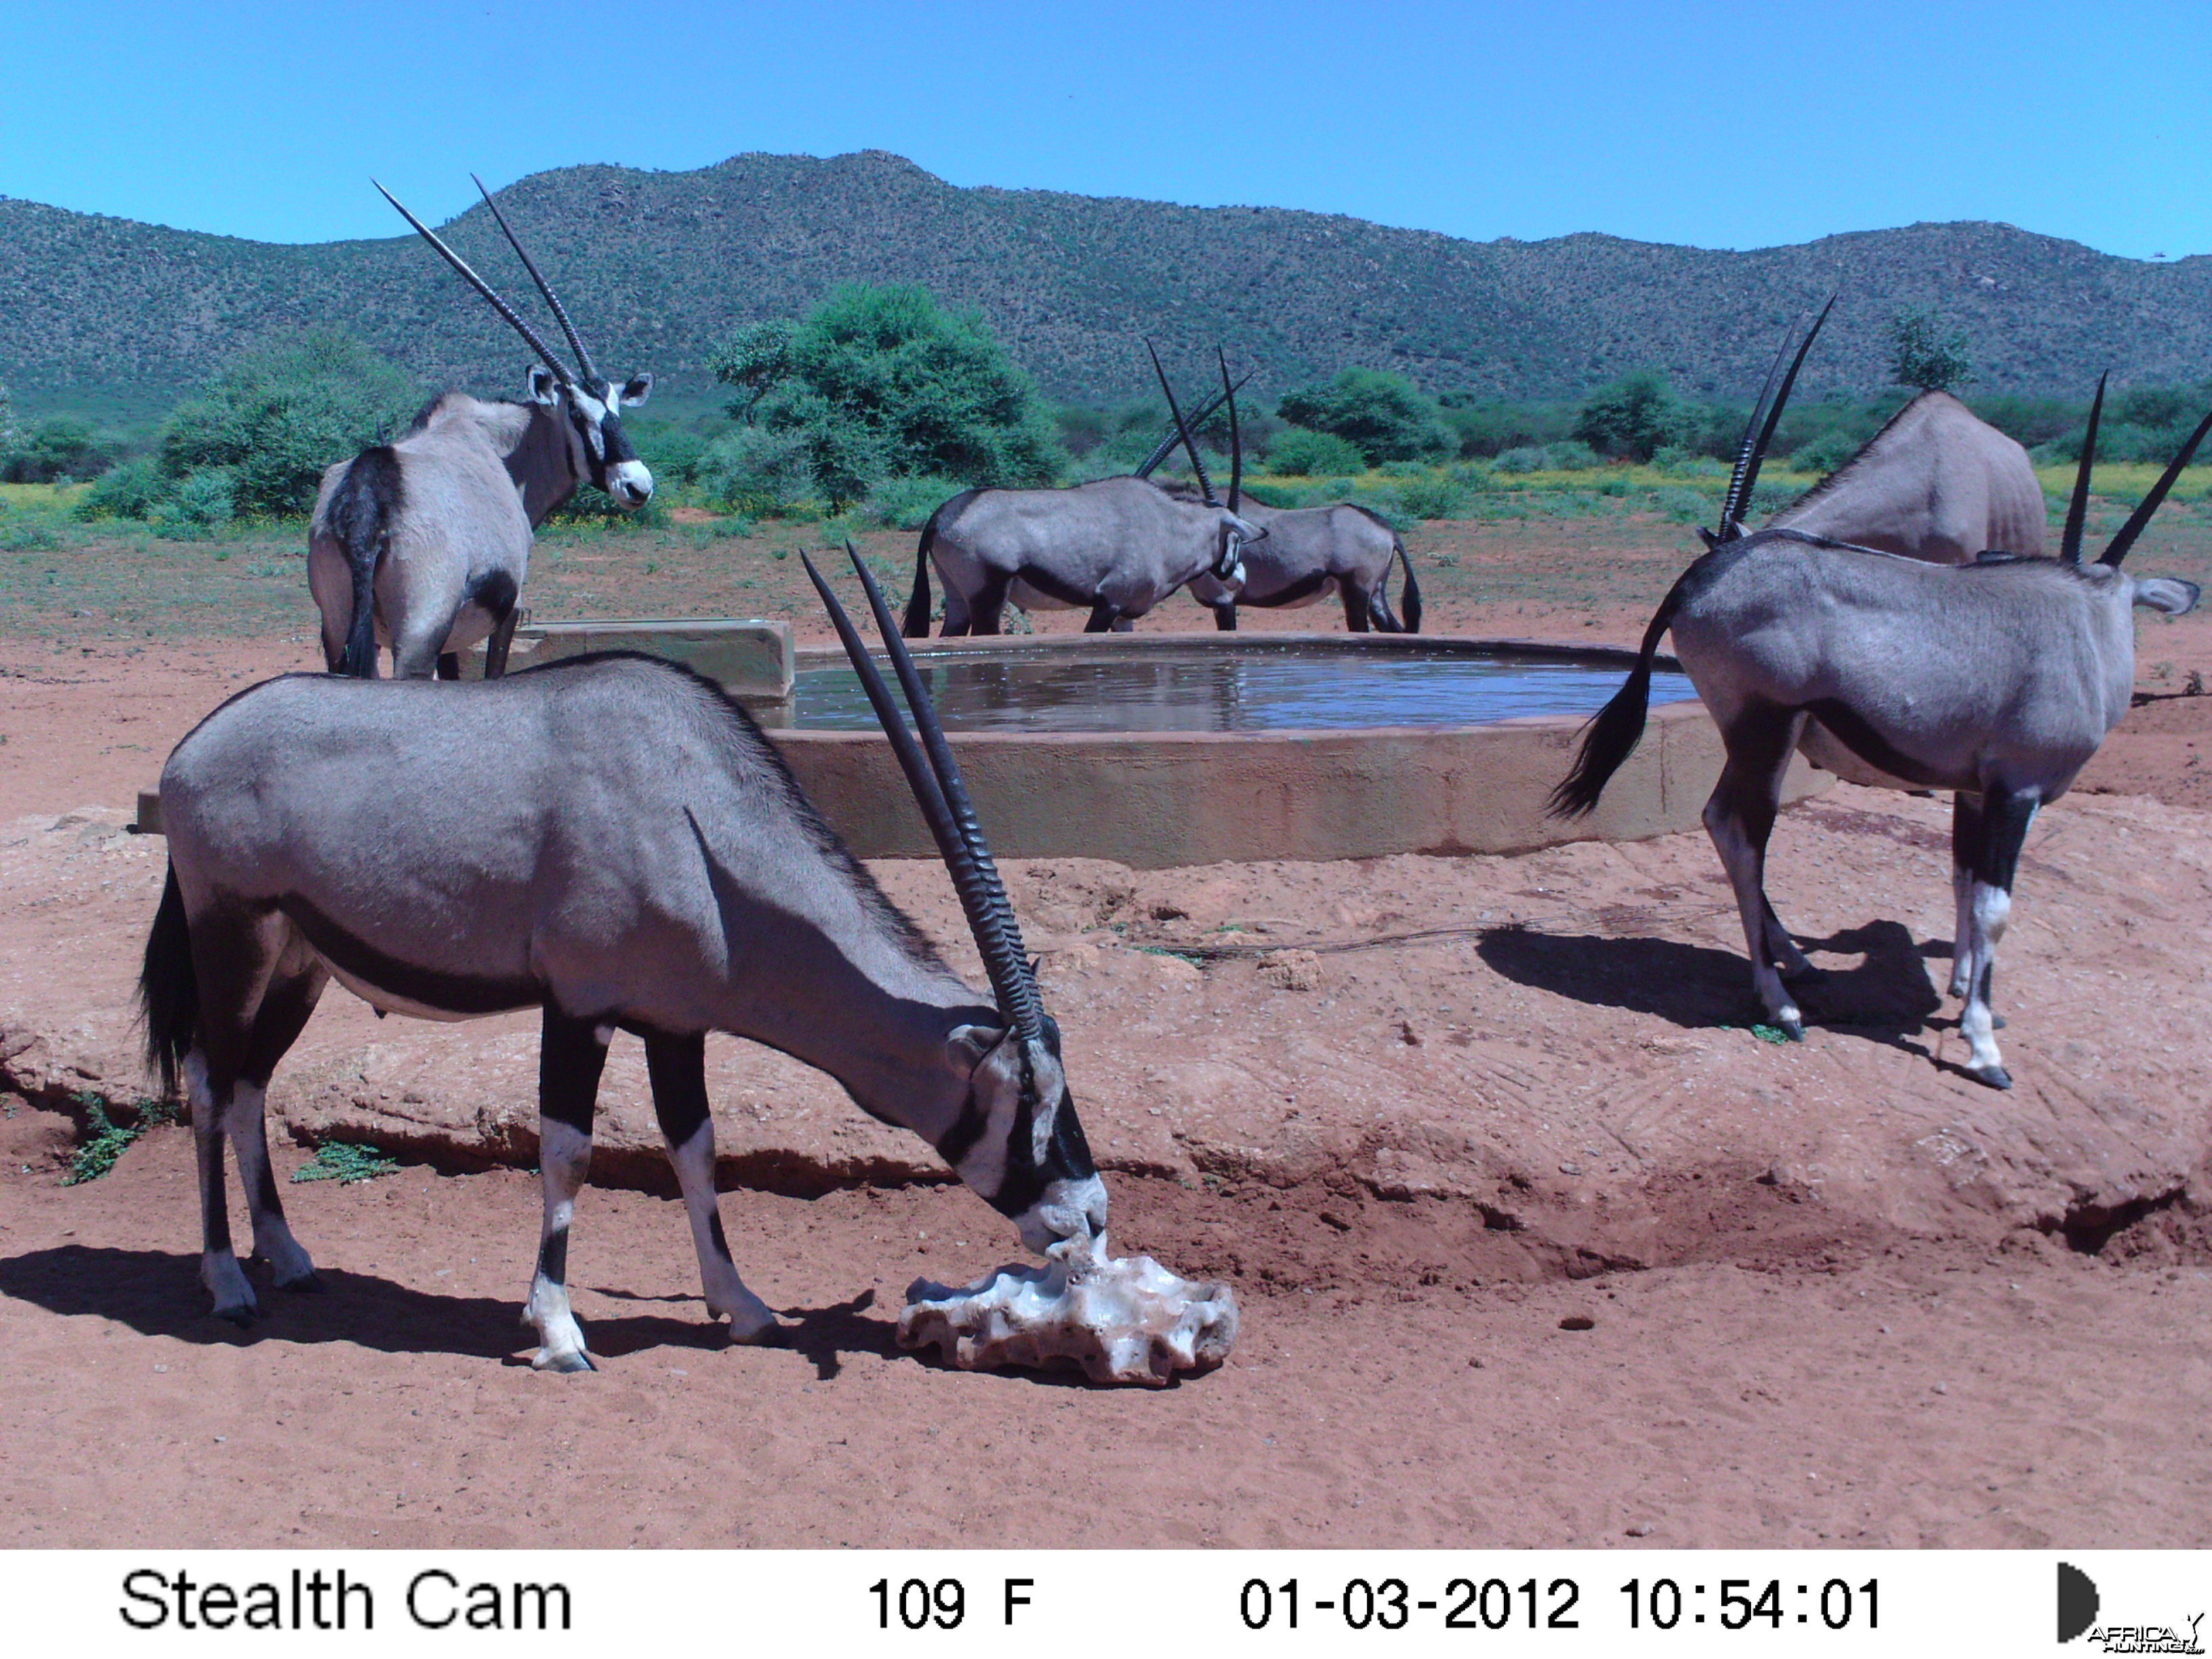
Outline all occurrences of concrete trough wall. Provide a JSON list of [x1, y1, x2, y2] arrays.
[[137, 630, 1828, 863]]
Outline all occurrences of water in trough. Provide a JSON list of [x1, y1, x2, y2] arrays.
[[791, 640, 1698, 733]]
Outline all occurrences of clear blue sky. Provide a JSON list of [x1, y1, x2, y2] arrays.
[[6, 0, 2207, 260]]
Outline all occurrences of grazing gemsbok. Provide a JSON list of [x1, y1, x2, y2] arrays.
[[1551, 383, 2208, 1090], [1158, 352, 1420, 634], [308, 178, 654, 679], [140, 546, 1107, 1367], [902, 345, 1263, 636]]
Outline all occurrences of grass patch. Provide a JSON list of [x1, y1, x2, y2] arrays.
[[289, 1141, 401, 1185], [62, 1092, 178, 1185]]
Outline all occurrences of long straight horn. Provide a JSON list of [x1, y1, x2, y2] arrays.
[[1218, 346, 1242, 512], [1147, 340, 1214, 504], [1734, 293, 1833, 523], [1716, 327, 1793, 541], [800, 550, 961, 862], [373, 180, 574, 390], [472, 173, 600, 386], [1132, 372, 1251, 479], [827, 544, 1044, 1041], [2100, 399, 2212, 568], [2060, 374, 2106, 563]]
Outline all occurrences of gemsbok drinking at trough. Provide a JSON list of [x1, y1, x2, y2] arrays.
[[308, 178, 655, 680], [140, 546, 1108, 1368], [902, 344, 1264, 636], [1551, 375, 2208, 1091], [1163, 352, 1421, 634]]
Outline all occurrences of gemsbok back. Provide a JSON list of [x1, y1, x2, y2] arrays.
[[1551, 381, 2208, 1090], [141, 546, 1107, 1369], [308, 178, 655, 680]]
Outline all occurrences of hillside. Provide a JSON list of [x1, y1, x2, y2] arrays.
[[3, 150, 2209, 411]]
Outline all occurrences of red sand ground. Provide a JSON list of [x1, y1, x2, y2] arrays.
[[2, 524, 2209, 1550]]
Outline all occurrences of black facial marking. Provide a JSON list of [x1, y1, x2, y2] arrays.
[[280, 895, 542, 1015], [539, 1009, 610, 1137], [935, 1093, 989, 1169], [537, 1224, 569, 1284], [984, 1084, 1097, 1221]]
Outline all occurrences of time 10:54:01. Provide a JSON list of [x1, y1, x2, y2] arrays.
[[1621, 1578, 1879, 1631]]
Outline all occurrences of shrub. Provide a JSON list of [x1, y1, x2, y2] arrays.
[[1391, 472, 1468, 521], [154, 468, 236, 537], [632, 424, 712, 487], [712, 284, 1064, 511], [159, 331, 420, 518], [1656, 487, 1711, 524], [2, 416, 119, 484], [1888, 307, 1972, 394], [1266, 426, 1367, 476], [1276, 368, 1455, 465], [1791, 427, 1866, 479], [865, 472, 966, 530], [698, 426, 814, 516], [75, 456, 166, 521], [1574, 369, 1701, 462]]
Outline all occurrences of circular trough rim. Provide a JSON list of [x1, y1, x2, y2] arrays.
[[779, 630, 1696, 745]]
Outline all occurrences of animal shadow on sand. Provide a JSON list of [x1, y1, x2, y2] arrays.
[[1477, 918, 1959, 1061], [0, 1246, 922, 1374]]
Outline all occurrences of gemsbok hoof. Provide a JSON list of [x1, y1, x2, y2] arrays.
[[1778, 1015, 1806, 1042], [1969, 1063, 2014, 1092], [214, 1305, 257, 1329], [276, 1269, 323, 1294], [533, 1349, 595, 1374]]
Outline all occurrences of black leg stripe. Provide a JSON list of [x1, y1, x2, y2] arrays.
[[537, 1224, 569, 1284], [642, 1029, 711, 1148], [252, 1153, 286, 1222], [708, 1212, 733, 1263], [540, 1008, 610, 1136]]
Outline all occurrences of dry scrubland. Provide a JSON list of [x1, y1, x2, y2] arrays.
[[1, 484, 2210, 1549]]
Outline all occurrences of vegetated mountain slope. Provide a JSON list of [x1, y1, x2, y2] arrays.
[[3, 150, 2207, 409]]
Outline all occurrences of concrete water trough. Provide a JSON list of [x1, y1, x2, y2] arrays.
[[137, 621, 1828, 865]]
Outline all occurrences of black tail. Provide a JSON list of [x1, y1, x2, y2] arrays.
[[1548, 575, 1694, 818], [325, 447, 403, 676], [1395, 538, 1422, 634], [903, 503, 943, 638], [140, 863, 197, 1099]]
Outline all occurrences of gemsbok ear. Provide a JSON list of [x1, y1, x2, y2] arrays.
[[2132, 577, 2200, 616], [944, 1023, 1006, 1077], [526, 366, 560, 406], [619, 373, 654, 408]]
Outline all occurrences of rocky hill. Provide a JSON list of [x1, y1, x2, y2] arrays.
[[3, 150, 2208, 411]]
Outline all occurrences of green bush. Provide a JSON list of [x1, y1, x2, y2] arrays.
[[1266, 426, 1368, 476], [1574, 369, 1700, 462], [632, 423, 713, 487], [75, 456, 166, 520], [1494, 440, 1602, 473], [1391, 472, 1468, 520], [712, 284, 1064, 511], [1791, 427, 1866, 479], [159, 330, 420, 518], [1277, 368, 1455, 466], [2, 416, 119, 484], [865, 472, 966, 530], [1889, 307, 1972, 394], [155, 468, 237, 538], [698, 426, 814, 516]]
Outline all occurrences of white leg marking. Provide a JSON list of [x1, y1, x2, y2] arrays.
[[525, 1119, 594, 1372], [1959, 881, 2012, 1086], [664, 1119, 777, 1343]]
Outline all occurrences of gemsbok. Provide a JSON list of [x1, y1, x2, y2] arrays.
[[141, 546, 1107, 1368], [308, 178, 655, 679], [1551, 381, 2207, 1090], [902, 345, 1263, 636]]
